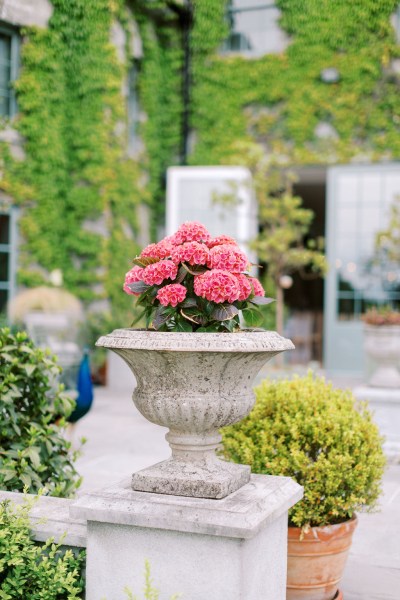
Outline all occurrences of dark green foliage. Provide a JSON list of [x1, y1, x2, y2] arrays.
[[0, 497, 85, 599], [0, 328, 81, 497], [221, 373, 386, 528]]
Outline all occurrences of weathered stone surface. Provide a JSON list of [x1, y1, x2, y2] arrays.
[[96, 329, 294, 498], [72, 474, 302, 600], [0, 0, 52, 27], [0, 490, 87, 548], [70, 474, 302, 539], [354, 385, 400, 461]]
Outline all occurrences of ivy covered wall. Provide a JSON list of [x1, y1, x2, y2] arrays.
[[2, 0, 186, 317], [2, 0, 399, 318], [190, 0, 400, 166]]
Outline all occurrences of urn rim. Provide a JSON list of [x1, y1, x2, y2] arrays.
[[96, 328, 295, 353]]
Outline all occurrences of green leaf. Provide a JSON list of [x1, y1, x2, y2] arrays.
[[211, 304, 239, 321], [127, 281, 151, 294], [242, 306, 264, 327], [173, 318, 193, 332], [132, 256, 159, 267], [175, 265, 187, 284], [153, 306, 173, 330], [250, 296, 275, 306], [180, 308, 208, 325], [182, 263, 209, 276], [23, 364, 36, 377], [20, 473, 32, 488], [181, 296, 198, 308], [26, 447, 41, 469]]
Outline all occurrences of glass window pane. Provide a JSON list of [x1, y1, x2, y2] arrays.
[[0, 252, 9, 281], [338, 297, 356, 321], [337, 174, 359, 205], [0, 215, 9, 244], [223, 2, 287, 55], [0, 289, 8, 314], [0, 94, 9, 117], [0, 34, 11, 62], [0, 63, 11, 90], [336, 205, 358, 234]]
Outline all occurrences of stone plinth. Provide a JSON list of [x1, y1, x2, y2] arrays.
[[71, 474, 303, 600], [354, 385, 400, 461]]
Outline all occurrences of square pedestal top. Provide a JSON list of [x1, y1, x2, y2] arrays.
[[70, 474, 302, 539]]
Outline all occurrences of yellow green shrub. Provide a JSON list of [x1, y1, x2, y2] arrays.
[[221, 373, 386, 528]]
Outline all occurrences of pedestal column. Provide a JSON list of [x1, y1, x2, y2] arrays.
[[71, 474, 303, 600]]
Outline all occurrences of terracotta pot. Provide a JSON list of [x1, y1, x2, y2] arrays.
[[287, 517, 357, 600]]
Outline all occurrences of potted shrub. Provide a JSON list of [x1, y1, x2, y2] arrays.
[[362, 306, 400, 388], [221, 373, 386, 600], [96, 221, 295, 499]]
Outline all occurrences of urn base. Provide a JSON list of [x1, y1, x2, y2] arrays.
[[131, 457, 251, 499]]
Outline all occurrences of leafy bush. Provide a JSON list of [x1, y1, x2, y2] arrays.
[[221, 374, 386, 528], [0, 328, 81, 497], [0, 497, 85, 599]]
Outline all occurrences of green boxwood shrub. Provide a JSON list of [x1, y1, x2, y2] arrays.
[[221, 373, 386, 528], [0, 497, 85, 599], [0, 328, 81, 497]]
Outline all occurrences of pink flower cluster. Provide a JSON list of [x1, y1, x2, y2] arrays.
[[140, 239, 173, 260], [207, 235, 237, 249], [194, 269, 241, 304], [235, 273, 253, 301], [208, 244, 248, 273], [171, 241, 209, 266], [123, 221, 266, 308], [142, 260, 178, 286], [249, 277, 265, 297], [171, 221, 211, 245], [157, 284, 187, 307], [123, 266, 144, 296]]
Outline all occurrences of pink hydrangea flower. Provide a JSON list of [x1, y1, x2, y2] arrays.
[[170, 241, 210, 266], [171, 221, 211, 245], [140, 239, 173, 260], [142, 260, 178, 286], [249, 277, 265, 297], [235, 273, 253, 301], [207, 244, 248, 273], [157, 284, 187, 307], [207, 235, 237, 249], [123, 266, 144, 296], [194, 269, 240, 304]]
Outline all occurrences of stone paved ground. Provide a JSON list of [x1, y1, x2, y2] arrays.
[[75, 385, 400, 600]]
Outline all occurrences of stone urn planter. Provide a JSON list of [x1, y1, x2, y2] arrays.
[[364, 324, 400, 388], [96, 328, 294, 499], [287, 517, 357, 600]]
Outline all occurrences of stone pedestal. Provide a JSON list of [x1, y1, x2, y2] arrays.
[[71, 474, 303, 600], [354, 385, 400, 461]]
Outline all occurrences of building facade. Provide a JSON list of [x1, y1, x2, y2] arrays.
[[1, 0, 400, 374]]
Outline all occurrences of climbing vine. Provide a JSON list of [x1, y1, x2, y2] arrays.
[[189, 0, 400, 166], [1, 0, 399, 321]]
